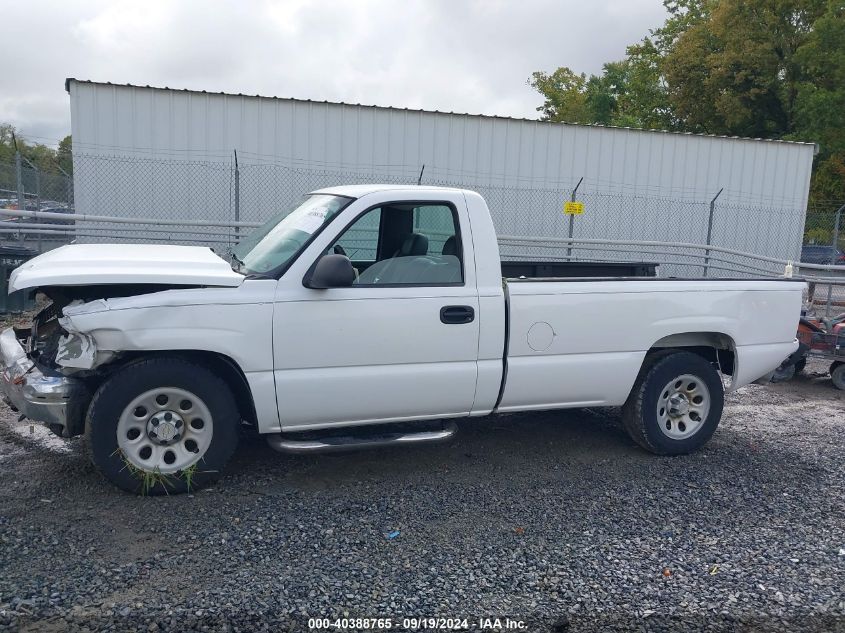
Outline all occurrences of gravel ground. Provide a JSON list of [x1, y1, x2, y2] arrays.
[[0, 360, 843, 633]]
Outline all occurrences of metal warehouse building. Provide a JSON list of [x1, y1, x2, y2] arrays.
[[66, 79, 817, 269]]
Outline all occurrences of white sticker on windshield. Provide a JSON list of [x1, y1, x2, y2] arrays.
[[291, 208, 329, 233]]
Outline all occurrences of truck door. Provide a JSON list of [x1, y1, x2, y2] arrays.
[[272, 194, 480, 429]]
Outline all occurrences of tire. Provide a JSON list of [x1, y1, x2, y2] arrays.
[[794, 358, 807, 375], [622, 351, 725, 455], [770, 360, 796, 383], [86, 357, 240, 495], [831, 362, 845, 391]]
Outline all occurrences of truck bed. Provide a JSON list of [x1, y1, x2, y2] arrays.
[[497, 277, 804, 412]]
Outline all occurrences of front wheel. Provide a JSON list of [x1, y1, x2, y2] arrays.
[[622, 351, 725, 455], [86, 357, 240, 494]]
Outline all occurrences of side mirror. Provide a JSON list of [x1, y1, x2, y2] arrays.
[[304, 254, 355, 289]]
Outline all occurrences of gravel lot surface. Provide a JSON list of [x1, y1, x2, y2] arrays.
[[1, 360, 843, 633]]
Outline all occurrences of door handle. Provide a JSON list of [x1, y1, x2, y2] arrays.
[[440, 305, 475, 324]]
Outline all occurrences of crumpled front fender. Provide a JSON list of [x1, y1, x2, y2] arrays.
[[55, 315, 116, 370]]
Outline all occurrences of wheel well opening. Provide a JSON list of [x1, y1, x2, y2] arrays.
[[648, 332, 736, 376], [96, 350, 258, 426], [175, 351, 257, 426]]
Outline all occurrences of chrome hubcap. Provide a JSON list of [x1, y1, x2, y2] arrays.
[[656, 374, 710, 440], [117, 387, 213, 474]]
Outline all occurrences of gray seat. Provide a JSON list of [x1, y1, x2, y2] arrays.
[[354, 234, 463, 285], [355, 233, 428, 284], [398, 233, 429, 257]]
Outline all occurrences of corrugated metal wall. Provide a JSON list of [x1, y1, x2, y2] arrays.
[[68, 79, 817, 264]]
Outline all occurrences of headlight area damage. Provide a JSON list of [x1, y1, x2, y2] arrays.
[[0, 286, 179, 438], [1, 243, 247, 440], [56, 314, 114, 370], [0, 303, 93, 438]]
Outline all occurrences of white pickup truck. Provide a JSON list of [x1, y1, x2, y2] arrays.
[[1, 185, 802, 494]]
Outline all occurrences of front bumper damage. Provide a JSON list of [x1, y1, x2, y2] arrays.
[[0, 327, 90, 437]]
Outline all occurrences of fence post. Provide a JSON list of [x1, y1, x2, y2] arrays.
[[233, 150, 240, 243], [566, 177, 583, 260], [55, 164, 74, 246], [14, 151, 24, 213], [20, 156, 42, 252], [703, 188, 723, 277], [823, 203, 844, 317], [57, 164, 72, 207]]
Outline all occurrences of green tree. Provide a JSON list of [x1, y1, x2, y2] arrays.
[[530, 0, 845, 208], [0, 123, 18, 164], [793, 3, 845, 206], [529, 0, 710, 128], [529, 57, 673, 129], [57, 135, 73, 174], [0, 123, 72, 173], [664, 0, 827, 137], [529, 67, 593, 124], [611, 42, 675, 129]]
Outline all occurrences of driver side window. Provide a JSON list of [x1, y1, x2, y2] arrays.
[[331, 208, 381, 264], [328, 203, 463, 286]]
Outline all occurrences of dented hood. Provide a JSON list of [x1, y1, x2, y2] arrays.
[[8, 243, 244, 292]]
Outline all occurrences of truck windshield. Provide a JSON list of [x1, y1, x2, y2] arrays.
[[232, 194, 352, 275]]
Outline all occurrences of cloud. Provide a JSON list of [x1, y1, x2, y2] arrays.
[[0, 0, 667, 145]]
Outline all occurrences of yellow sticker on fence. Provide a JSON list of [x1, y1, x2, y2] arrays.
[[564, 201, 584, 215]]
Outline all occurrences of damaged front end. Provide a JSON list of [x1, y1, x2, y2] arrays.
[[1, 243, 247, 438], [0, 287, 144, 438], [0, 324, 91, 438]]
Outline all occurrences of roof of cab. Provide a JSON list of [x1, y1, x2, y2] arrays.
[[310, 184, 471, 198]]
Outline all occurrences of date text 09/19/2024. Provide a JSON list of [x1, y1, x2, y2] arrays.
[[307, 617, 528, 630]]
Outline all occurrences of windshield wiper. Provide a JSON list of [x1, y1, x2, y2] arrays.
[[229, 252, 271, 279], [230, 252, 245, 273]]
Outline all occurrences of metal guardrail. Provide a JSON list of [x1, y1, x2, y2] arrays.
[[1, 208, 843, 315], [0, 207, 262, 229], [499, 234, 845, 274], [498, 234, 845, 316]]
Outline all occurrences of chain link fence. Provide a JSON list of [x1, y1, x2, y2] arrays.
[[1, 152, 842, 288], [805, 209, 844, 250], [0, 154, 73, 209]]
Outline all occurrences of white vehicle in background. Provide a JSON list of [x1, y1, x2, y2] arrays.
[[0, 185, 803, 494]]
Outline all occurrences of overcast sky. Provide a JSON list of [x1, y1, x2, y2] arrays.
[[1, 0, 667, 146]]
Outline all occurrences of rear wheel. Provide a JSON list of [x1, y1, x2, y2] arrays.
[[86, 357, 240, 494], [831, 362, 845, 391], [622, 351, 725, 455]]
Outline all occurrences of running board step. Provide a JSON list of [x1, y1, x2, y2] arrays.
[[266, 421, 459, 455]]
